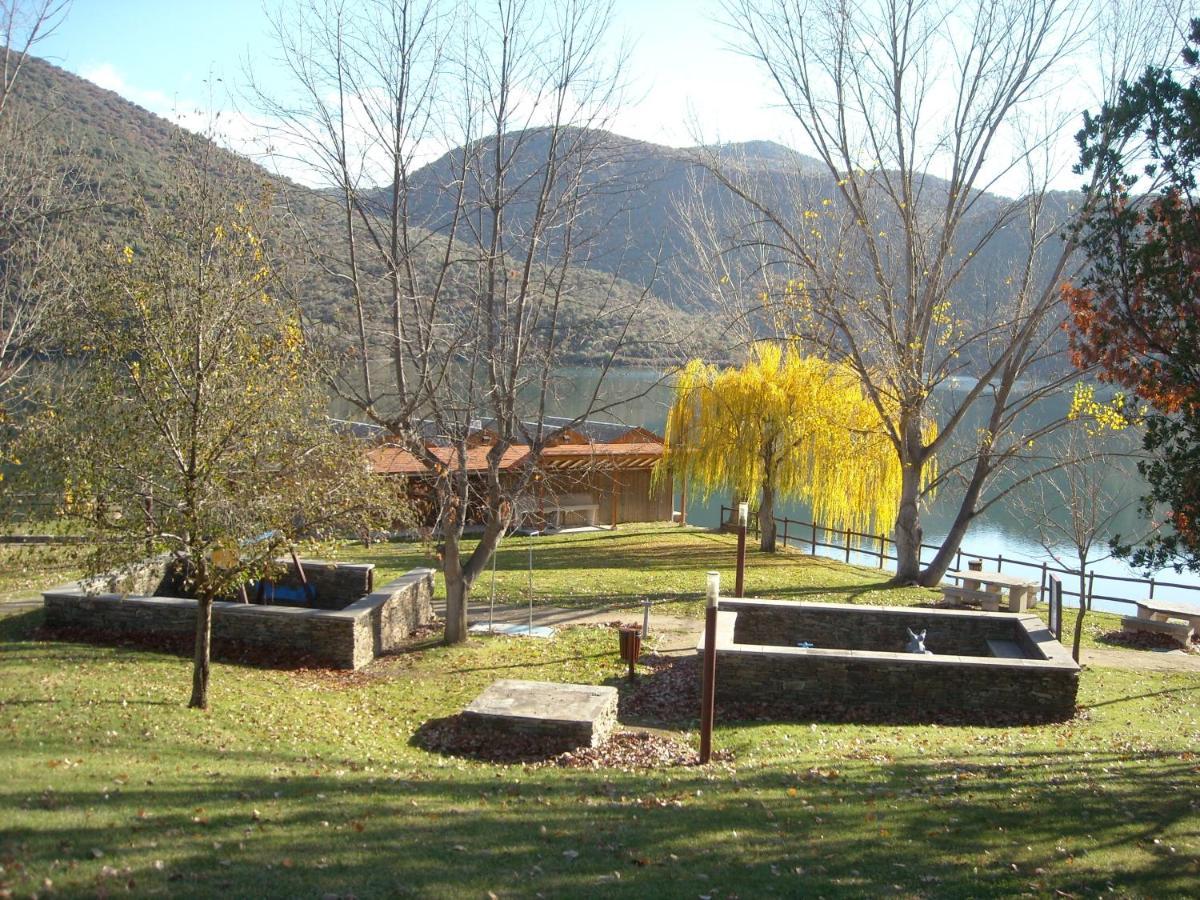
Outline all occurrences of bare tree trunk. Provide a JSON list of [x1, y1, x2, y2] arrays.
[[442, 554, 469, 645], [188, 595, 213, 709], [892, 461, 924, 584], [759, 478, 777, 552], [917, 460, 992, 586], [1071, 568, 1088, 663]]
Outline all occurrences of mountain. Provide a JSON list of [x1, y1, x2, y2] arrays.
[[381, 126, 1067, 333], [8, 56, 707, 366]]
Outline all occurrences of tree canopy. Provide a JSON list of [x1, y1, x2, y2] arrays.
[[659, 344, 912, 551], [23, 147, 398, 708], [1065, 18, 1200, 571]]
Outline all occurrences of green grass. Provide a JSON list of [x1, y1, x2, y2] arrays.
[[0, 542, 87, 603], [1, 607, 1198, 898], [335, 524, 942, 616], [331, 524, 1127, 650]]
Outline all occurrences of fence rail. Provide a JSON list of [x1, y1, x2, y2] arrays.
[[719, 506, 1200, 613]]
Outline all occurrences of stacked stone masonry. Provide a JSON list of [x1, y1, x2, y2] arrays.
[[713, 599, 1079, 722], [42, 562, 435, 670]]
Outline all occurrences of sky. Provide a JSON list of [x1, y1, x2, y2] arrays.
[[27, 0, 1153, 196]]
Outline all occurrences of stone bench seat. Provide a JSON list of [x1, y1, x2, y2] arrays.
[[1136, 601, 1200, 631], [1121, 615, 1194, 644], [940, 585, 1002, 606]]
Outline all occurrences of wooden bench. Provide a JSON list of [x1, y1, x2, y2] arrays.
[[986, 638, 1026, 659], [1121, 615, 1194, 645]]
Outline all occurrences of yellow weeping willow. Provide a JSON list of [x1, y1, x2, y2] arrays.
[[658, 344, 915, 547]]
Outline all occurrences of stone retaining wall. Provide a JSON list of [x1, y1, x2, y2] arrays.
[[713, 600, 1079, 722], [723, 598, 1033, 656], [41, 567, 435, 670]]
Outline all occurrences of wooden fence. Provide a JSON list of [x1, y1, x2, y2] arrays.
[[720, 506, 1200, 614]]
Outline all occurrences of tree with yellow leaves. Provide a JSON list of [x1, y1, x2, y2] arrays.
[[659, 344, 909, 552], [22, 139, 398, 710]]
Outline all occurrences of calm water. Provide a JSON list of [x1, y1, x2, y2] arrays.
[[337, 365, 1200, 611], [530, 368, 1200, 612]]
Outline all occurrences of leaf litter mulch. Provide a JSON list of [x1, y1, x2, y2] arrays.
[[1100, 629, 1199, 654], [413, 717, 732, 769]]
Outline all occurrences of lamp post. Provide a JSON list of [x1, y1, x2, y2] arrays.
[[699, 570, 720, 764], [735, 501, 748, 598]]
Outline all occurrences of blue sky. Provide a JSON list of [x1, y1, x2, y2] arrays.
[[35, 0, 784, 152], [30, 0, 1134, 195]]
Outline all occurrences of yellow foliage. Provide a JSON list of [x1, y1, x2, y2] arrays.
[[658, 344, 910, 533], [1068, 383, 1136, 434]]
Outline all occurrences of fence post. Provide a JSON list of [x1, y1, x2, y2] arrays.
[[955, 548, 962, 572], [845, 528, 852, 563], [783, 517, 789, 550], [1039, 562, 1048, 606], [1087, 570, 1096, 611], [997, 553, 1003, 573], [1149, 578, 1156, 600], [811, 521, 818, 556], [878, 534, 886, 568]]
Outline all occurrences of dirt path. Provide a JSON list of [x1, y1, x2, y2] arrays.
[[1082, 646, 1200, 672]]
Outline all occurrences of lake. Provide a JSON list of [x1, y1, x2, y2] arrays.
[[532, 367, 1200, 613]]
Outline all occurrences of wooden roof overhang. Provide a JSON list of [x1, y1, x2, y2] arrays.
[[368, 441, 663, 477]]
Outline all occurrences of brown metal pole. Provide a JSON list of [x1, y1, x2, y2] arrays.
[[735, 524, 747, 598], [699, 572, 719, 764]]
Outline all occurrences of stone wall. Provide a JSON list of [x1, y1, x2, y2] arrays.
[[722, 598, 1028, 657], [713, 600, 1079, 723], [42, 567, 436, 670]]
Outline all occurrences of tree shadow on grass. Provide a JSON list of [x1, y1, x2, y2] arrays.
[[2, 750, 1195, 898]]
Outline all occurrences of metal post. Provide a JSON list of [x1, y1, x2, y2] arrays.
[[997, 553, 1003, 573], [1149, 578, 1156, 600], [700, 572, 720, 765], [735, 503, 748, 598], [489, 538, 499, 634], [1039, 562, 1047, 606], [642, 599, 651, 639]]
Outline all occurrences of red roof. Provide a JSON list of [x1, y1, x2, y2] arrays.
[[368, 445, 530, 476], [367, 441, 662, 475]]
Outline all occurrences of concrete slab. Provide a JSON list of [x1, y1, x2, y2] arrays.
[[469, 622, 556, 638], [463, 679, 618, 751]]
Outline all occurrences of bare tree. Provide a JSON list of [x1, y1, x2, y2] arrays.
[[1020, 433, 1139, 661], [0, 0, 80, 445], [255, 0, 680, 643], [700, 0, 1185, 584]]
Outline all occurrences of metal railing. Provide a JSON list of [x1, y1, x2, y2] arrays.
[[720, 505, 1200, 613]]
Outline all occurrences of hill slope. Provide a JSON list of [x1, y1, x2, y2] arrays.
[[9, 56, 706, 366]]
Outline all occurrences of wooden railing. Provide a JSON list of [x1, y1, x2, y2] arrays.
[[719, 505, 1200, 613]]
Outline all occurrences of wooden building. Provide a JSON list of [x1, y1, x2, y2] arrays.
[[366, 421, 673, 529]]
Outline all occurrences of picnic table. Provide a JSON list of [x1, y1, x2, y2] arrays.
[[942, 569, 1039, 613], [1123, 599, 1200, 644]]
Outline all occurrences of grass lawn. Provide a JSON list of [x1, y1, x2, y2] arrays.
[[2, 603, 1199, 898], [332, 524, 1126, 650], [0, 542, 87, 604]]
